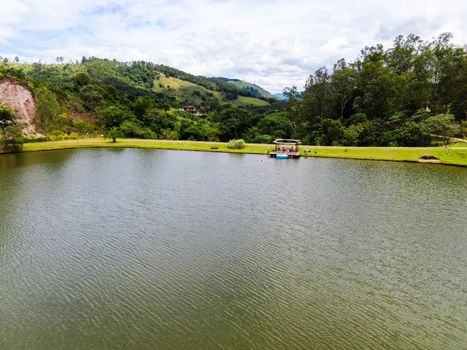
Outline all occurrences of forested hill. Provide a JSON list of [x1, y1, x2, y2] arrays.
[[0, 57, 279, 141], [0, 33, 465, 146]]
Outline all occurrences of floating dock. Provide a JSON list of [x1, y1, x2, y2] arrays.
[[268, 139, 301, 159], [269, 151, 301, 159]]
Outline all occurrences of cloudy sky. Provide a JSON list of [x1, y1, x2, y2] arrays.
[[0, 0, 465, 92]]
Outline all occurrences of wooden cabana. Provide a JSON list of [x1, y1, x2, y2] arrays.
[[269, 139, 301, 159]]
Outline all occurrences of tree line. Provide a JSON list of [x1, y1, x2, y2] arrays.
[[0, 33, 465, 148], [283, 33, 465, 146]]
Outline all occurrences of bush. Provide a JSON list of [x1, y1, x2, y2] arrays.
[[341, 124, 364, 146], [320, 118, 344, 146], [384, 121, 431, 146], [227, 139, 246, 149], [1, 125, 23, 152], [160, 128, 179, 140], [0, 104, 16, 122]]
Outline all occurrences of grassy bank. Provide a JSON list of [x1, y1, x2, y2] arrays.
[[2, 138, 466, 167]]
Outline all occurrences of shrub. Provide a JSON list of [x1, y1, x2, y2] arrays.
[[227, 139, 246, 149], [384, 122, 431, 146], [68, 132, 80, 140], [1, 125, 23, 152], [160, 128, 179, 140], [0, 104, 16, 122]]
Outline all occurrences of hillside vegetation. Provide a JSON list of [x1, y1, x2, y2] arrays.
[[0, 57, 279, 143], [0, 33, 465, 149]]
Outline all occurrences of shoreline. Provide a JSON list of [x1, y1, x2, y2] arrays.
[[1, 138, 466, 167]]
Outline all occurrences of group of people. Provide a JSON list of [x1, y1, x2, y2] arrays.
[[277, 146, 296, 153]]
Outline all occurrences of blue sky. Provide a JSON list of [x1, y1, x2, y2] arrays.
[[0, 0, 465, 92]]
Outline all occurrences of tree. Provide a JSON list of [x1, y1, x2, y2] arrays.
[[387, 35, 432, 115], [79, 85, 103, 110], [283, 86, 305, 135], [342, 124, 364, 146], [36, 88, 60, 140], [305, 67, 333, 119], [422, 114, 457, 147], [14, 56, 19, 63], [256, 112, 293, 138], [387, 121, 431, 146], [1, 125, 23, 152], [0, 104, 23, 152], [107, 127, 120, 143], [461, 120, 467, 139], [133, 96, 156, 118], [331, 59, 356, 118], [215, 106, 252, 141], [320, 118, 344, 145], [353, 46, 395, 120], [341, 120, 382, 146], [98, 106, 132, 129], [73, 72, 92, 87], [429, 34, 466, 120], [142, 108, 176, 133]]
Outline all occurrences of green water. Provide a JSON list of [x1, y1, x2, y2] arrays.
[[0, 149, 466, 349]]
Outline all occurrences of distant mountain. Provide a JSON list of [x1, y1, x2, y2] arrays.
[[273, 92, 288, 101]]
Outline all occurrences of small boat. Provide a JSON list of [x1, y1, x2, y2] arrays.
[[269, 139, 301, 159], [276, 154, 289, 159]]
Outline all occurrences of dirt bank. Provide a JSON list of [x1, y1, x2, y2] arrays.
[[0, 79, 36, 133]]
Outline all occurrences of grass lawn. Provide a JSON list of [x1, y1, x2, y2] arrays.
[[7, 138, 466, 167]]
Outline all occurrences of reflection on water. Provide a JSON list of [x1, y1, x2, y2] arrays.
[[1, 149, 466, 349]]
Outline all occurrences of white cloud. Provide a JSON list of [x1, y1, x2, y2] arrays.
[[0, 0, 465, 92]]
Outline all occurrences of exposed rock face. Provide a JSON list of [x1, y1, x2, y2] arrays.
[[0, 79, 36, 133]]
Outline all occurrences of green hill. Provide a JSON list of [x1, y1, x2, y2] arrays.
[[0, 58, 281, 143], [215, 77, 274, 99], [153, 73, 268, 107]]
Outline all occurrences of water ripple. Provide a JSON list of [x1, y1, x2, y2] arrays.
[[0, 149, 466, 349]]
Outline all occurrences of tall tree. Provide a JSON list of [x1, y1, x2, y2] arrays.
[[387, 34, 432, 115], [331, 59, 356, 119], [283, 86, 305, 136], [428, 33, 466, 120], [36, 88, 60, 140], [305, 67, 333, 119], [353, 45, 395, 120]]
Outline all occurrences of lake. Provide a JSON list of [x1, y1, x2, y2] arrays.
[[0, 149, 466, 349]]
